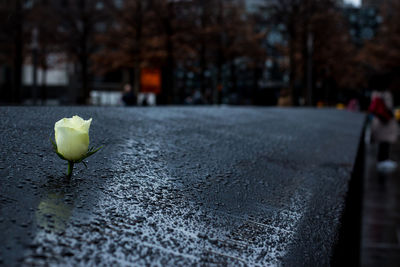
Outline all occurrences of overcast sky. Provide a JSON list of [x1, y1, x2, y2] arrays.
[[344, 0, 361, 6]]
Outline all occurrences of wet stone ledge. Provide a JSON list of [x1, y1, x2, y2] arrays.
[[0, 107, 364, 266]]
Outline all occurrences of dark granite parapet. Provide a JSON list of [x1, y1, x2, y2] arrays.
[[0, 107, 365, 266]]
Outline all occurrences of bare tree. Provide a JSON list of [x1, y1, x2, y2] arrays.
[[262, 0, 362, 105], [360, 0, 400, 92], [26, 1, 61, 103], [92, 1, 165, 96], [191, 0, 266, 103], [93, 0, 266, 104], [48, 0, 106, 104], [312, 5, 364, 96]]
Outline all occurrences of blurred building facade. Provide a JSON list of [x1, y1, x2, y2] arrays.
[[344, 3, 380, 47], [362, 0, 380, 8]]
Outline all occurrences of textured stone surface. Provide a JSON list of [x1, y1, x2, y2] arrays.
[[0, 107, 364, 266]]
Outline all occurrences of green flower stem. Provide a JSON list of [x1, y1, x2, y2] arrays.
[[67, 161, 74, 178]]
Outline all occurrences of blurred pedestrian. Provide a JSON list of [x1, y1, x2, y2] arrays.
[[122, 84, 136, 106], [347, 98, 360, 112], [368, 89, 399, 173]]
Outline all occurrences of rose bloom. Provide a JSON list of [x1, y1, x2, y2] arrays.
[[54, 115, 92, 161]]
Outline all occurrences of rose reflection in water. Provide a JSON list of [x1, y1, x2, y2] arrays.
[[35, 193, 73, 233]]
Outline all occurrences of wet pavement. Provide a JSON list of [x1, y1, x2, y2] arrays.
[[361, 139, 400, 267], [0, 107, 364, 266]]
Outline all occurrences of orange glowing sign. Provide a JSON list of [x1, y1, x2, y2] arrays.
[[140, 68, 161, 94]]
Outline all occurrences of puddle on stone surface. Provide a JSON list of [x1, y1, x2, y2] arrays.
[[35, 192, 73, 233]]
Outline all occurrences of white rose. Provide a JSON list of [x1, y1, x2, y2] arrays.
[[54, 115, 92, 161]]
